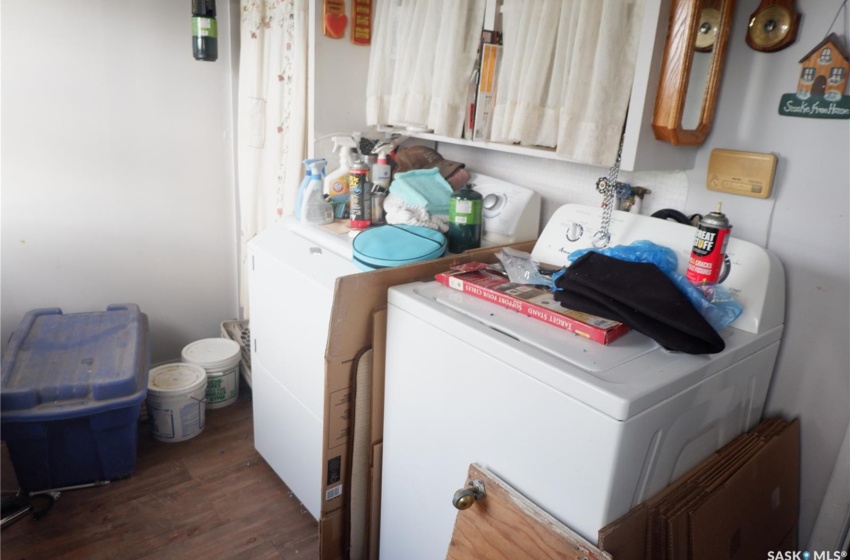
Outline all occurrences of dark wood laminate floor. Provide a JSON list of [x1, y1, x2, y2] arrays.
[[1, 388, 319, 560]]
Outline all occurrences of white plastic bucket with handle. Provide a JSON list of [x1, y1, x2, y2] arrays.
[[181, 338, 241, 409], [147, 363, 208, 442]]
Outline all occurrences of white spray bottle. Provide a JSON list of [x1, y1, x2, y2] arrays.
[[324, 137, 358, 197], [301, 159, 334, 224], [371, 144, 393, 192], [296, 158, 327, 220]]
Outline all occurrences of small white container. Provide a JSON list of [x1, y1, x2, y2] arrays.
[[147, 363, 208, 442], [182, 338, 241, 409]]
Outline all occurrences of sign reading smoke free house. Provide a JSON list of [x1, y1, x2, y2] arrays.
[[779, 32, 850, 119]]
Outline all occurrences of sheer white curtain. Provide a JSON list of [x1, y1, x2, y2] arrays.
[[366, 0, 486, 137], [491, 0, 645, 166], [237, 0, 308, 315]]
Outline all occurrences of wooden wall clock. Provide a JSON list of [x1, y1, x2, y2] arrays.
[[653, 0, 735, 145], [746, 0, 801, 52]]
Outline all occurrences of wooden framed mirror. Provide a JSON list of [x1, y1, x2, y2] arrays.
[[653, 0, 735, 145]]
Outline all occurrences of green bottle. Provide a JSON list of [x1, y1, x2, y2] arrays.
[[448, 184, 483, 253], [192, 0, 218, 62]]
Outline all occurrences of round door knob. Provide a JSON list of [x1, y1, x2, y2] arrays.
[[452, 479, 486, 511], [453, 488, 477, 510]]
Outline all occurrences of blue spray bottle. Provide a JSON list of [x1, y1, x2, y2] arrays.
[[300, 159, 334, 224], [296, 158, 327, 220]]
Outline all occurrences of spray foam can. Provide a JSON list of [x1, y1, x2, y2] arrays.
[[686, 203, 732, 286], [348, 161, 372, 230]]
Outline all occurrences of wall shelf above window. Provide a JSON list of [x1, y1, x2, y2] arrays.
[[377, 126, 564, 162]]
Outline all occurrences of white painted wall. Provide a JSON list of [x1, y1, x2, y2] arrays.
[[435, 1, 849, 549], [308, 1, 371, 162], [1, 0, 239, 364]]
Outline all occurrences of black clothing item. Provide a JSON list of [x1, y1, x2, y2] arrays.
[[554, 252, 725, 354]]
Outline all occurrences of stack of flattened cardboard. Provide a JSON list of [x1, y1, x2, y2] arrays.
[[320, 240, 537, 560], [598, 417, 800, 560]]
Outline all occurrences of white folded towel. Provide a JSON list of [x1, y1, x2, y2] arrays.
[[383, 193, 449, 233]]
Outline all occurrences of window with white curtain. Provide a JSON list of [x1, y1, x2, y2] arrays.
[[367, 0, 486, 137], [367, 0, 646, 167]]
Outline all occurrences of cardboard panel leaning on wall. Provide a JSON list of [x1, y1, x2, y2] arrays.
[[317, 241, 535, 560], [598, 417, 800, 559]]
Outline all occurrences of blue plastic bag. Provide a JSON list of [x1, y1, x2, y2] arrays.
[[564, 241, 743, 332]]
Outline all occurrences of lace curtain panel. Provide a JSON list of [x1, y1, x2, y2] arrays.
[[367, 0, 645, 167], [366, 0, 486, 137], [237, 0, 308, 315], [492, 0, 645, 166]]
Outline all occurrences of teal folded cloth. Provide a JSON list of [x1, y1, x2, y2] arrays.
[[389, 168, 453, 215]]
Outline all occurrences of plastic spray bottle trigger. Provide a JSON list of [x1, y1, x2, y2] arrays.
[[301, 159, 333, 224], [324, 137, 358, 197], [296, 158, 327, 220]]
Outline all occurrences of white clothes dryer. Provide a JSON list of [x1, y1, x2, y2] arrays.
[[248, 175, 540, 520], [249, 218, 359, 519]]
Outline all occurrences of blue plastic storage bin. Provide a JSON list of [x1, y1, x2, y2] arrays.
[[1, 304, 150, 491]]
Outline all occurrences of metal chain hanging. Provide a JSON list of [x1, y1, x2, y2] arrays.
[[593, 138, 624, 248]]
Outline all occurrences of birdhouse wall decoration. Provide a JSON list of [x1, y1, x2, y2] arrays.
[[779, 32, 850, 118]]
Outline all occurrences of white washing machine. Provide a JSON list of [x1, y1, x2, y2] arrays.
[[248, 175, 540, 520], [380, 204, 785, 558]]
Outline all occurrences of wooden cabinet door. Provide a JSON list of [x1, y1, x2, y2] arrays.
[[445, 464, 611, 560]]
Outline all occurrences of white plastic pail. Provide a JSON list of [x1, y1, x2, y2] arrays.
[[181, 338, 241, 409], [147, 363, 208, 442]]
